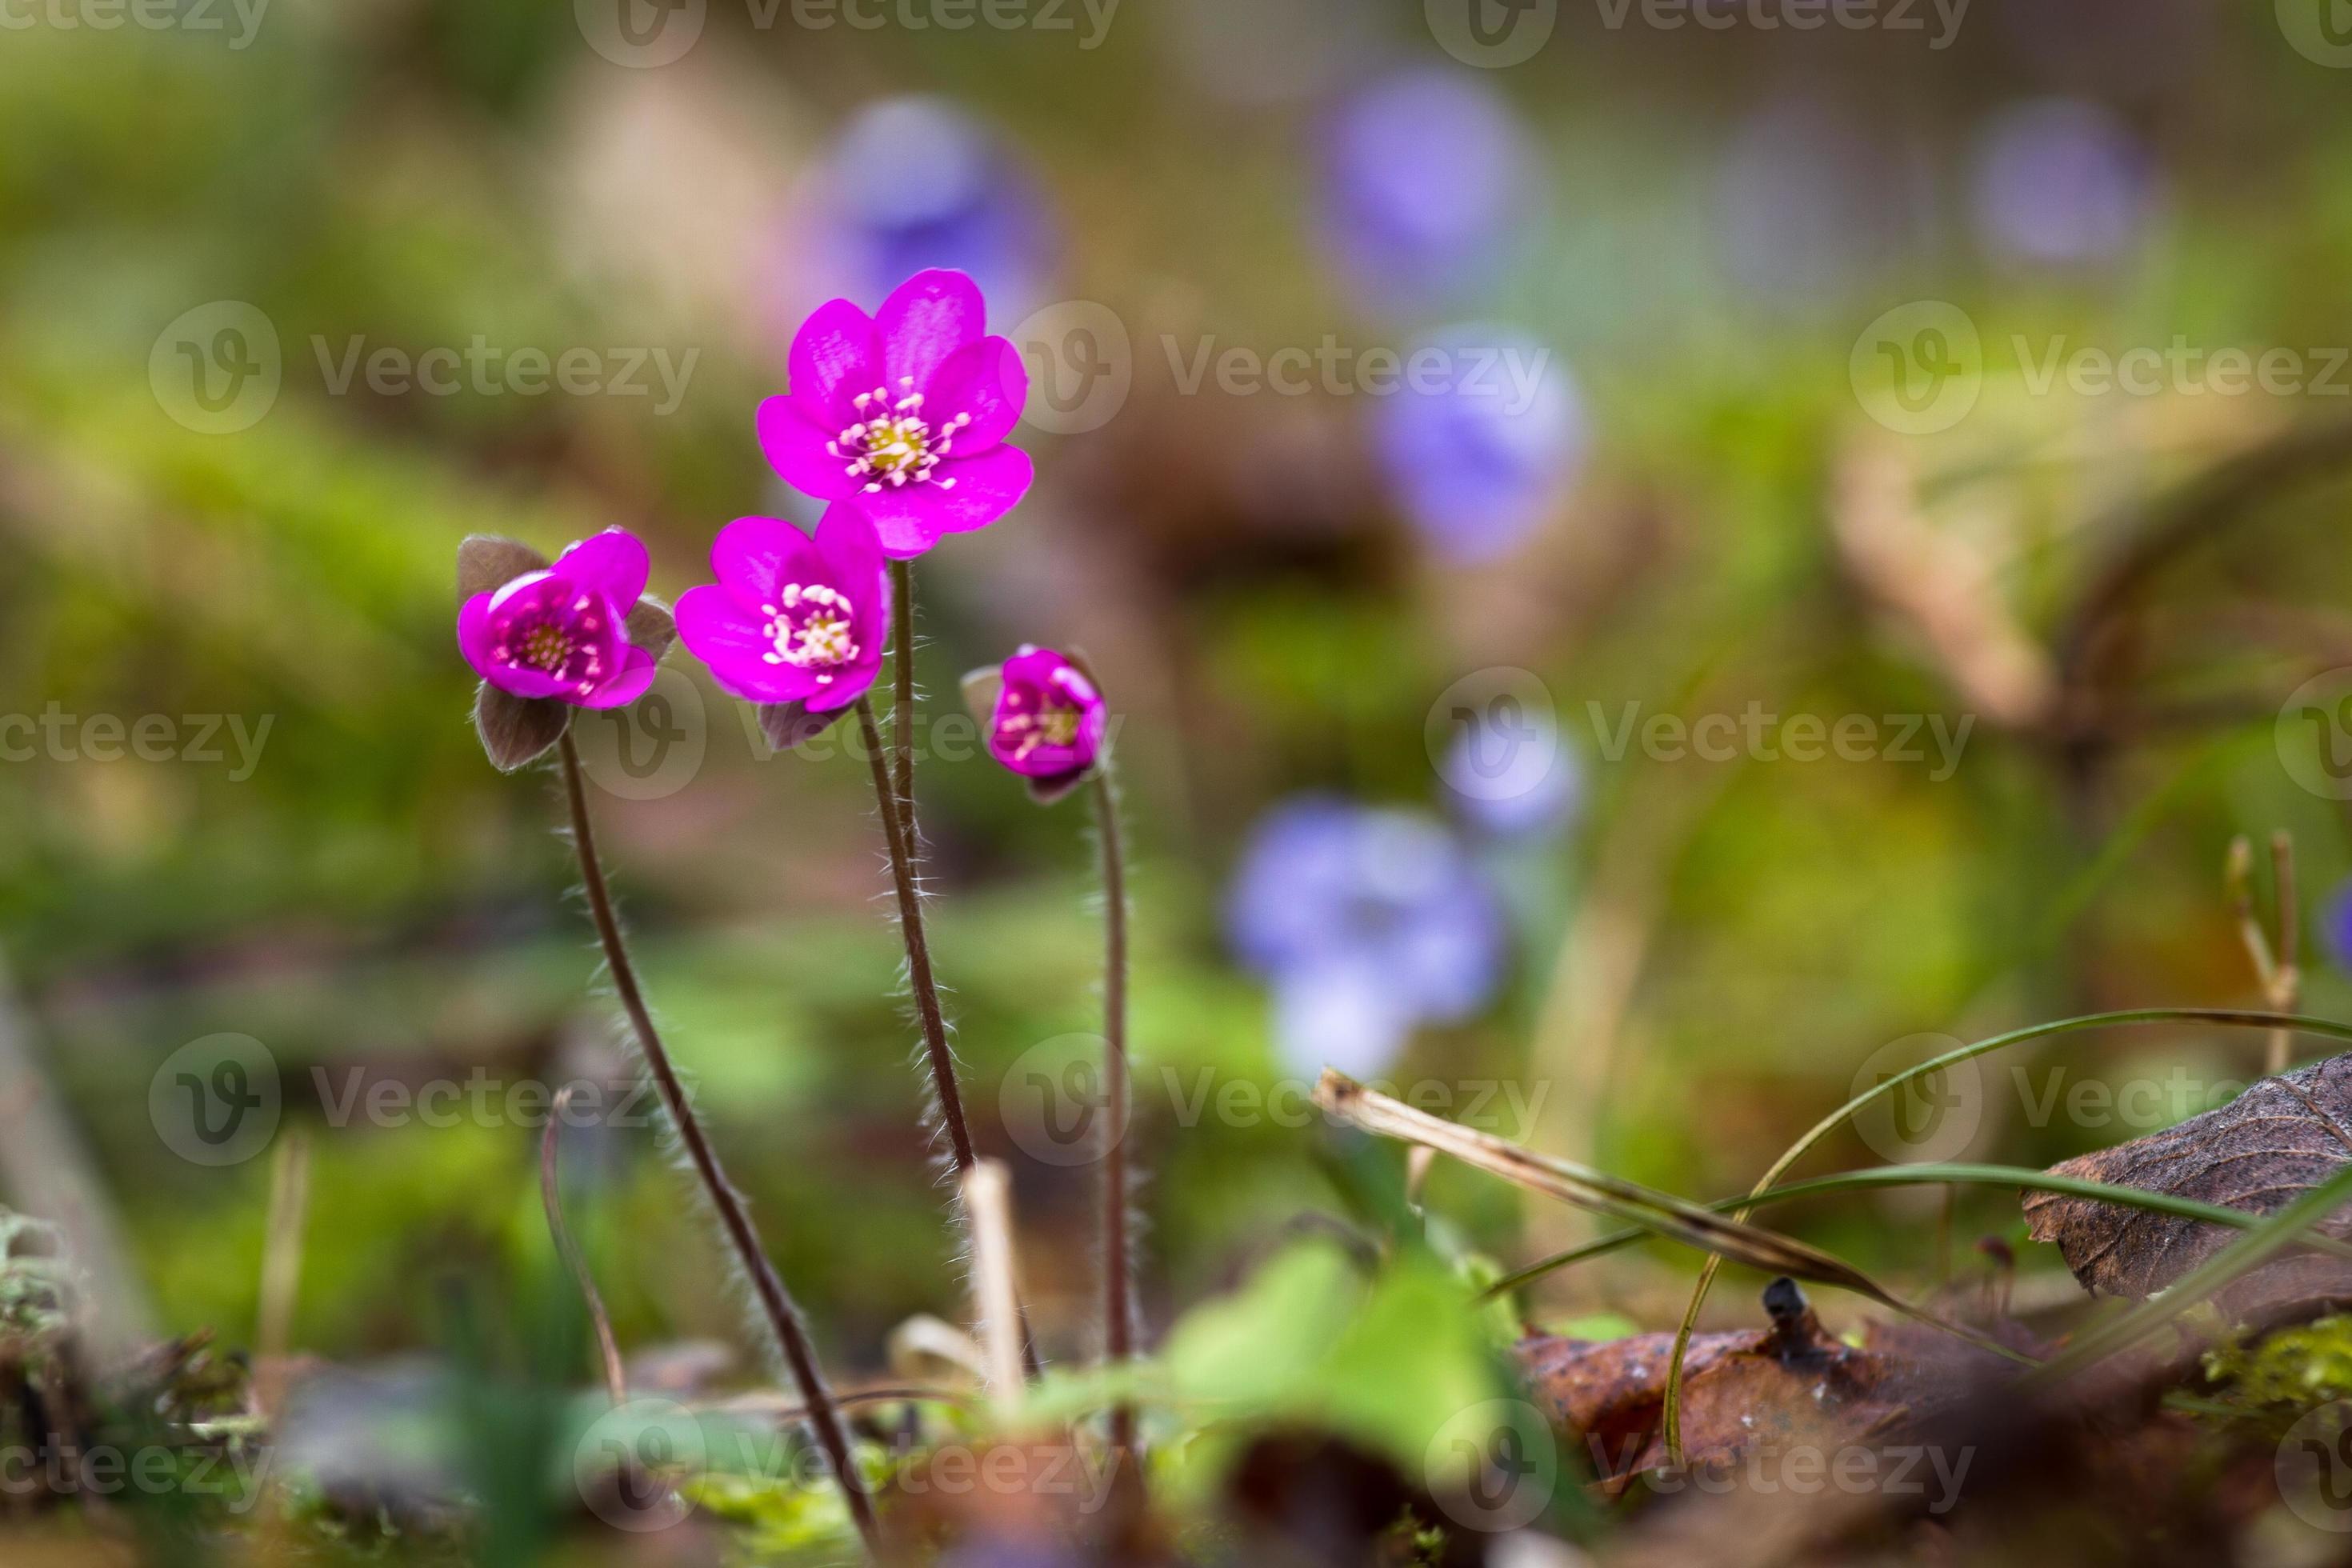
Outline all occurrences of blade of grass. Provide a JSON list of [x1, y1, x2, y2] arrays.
[[1314, 1072, 2034, 1366], [1662, 1007, 2352, 1463], [1482, 1161, 2352, 1302]]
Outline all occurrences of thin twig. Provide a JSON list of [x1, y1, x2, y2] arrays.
[[255, 1129, 311, 1421], [2230, 833, 2302, 1074], [1092, 766, 1135, 1457], [557, 732, 879, 1554], [542, 1086, 627, 1408], [962, 1161, 1026, 1409]]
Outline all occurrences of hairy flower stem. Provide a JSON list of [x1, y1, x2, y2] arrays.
[[854, 697, 979, 1174], [890, 561, 917, 841], [854, 698, 1045, 1381], [1092, 765, 1136, 1458], [557, 733, 880, 1554]]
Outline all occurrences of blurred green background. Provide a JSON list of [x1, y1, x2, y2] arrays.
[[4, 0, 2352, 1437]]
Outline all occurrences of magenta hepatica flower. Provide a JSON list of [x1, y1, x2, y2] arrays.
[[456, 530, 673, 770], [674, 504, 890, 744], [758, 268, 1031, 560], [966, 645, 1106, 802]]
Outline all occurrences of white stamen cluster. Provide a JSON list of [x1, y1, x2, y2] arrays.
[[761, 582, 860, 682], [828, 376, 971, 493]]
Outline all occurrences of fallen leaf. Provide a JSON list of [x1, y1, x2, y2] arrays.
[[2022, 1052, 2352, 1302]]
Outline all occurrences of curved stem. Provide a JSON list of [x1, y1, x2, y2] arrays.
[[557, 734, 879, 1554], [1660, 1006, 2352, 1464], [1092, 765, 1134, 1457], [854, 697, 978, 1173]]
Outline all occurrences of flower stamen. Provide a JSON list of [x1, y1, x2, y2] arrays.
[[827, 378, 972, 494]]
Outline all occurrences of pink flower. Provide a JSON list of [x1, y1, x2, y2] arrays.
[[455, 530, 674, 771], [674, 505, 890, 720], [759, 268, 1032, 559], [458, 530, 662, 710], [967, 645, 1106, 802]]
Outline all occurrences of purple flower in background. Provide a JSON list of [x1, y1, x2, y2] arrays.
[[2323, 880, 2352, 973], [790, 98, 1056, 328], [1318, 70, 1538, 306], [1442, 711, 1583, 839], [1227, 796, 1506, 1078], [760, 269, 1032, 560], [675, 505, 890, 716], [1375, 326, 1584, 564], [1970, 99, 2156, 268], [979, 646, 1107, 790], [458, 530, 658, 710]]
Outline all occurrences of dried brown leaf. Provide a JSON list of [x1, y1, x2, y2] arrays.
[[456, 534, 546, 599], [2022, 1052, 2352, 1302]]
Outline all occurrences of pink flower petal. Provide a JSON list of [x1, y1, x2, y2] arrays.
[[788, 298, 883, 423], [709, 516, 829, 614], [854, 443, 1034, 557], [550, 530, 650, 609], [674, 583, 815, 705], [813, 503, 892, 645], [758, 396, 861, 500], [877, 269, 986, 401], [926, 336, 1028, 452], [578, 644, 658, 710]]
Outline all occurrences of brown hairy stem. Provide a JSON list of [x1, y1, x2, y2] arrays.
[[891, 560, 917, 840], [854, 696, 978, 1174], [557, 733, 879, 1554], [1092, 766, 1136, 1456]]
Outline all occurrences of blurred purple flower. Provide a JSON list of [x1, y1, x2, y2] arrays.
[[759, 268, 1032, 559], [1375, 326, 1583, 564], [675, 504, 889, 714], [1969, 99, 2156, 269], [2322, 879, 2352, 973], [1318, 70, 1538, 306], [1227, 796, 1506, 1078], [1442, 711, 1583, 839], [790, 98, 1056, 327], [982, 645, 1107, 790], [457, 530, 658, 710]]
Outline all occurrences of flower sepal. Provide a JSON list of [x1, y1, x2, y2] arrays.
[[757, 698, 850, 754]]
